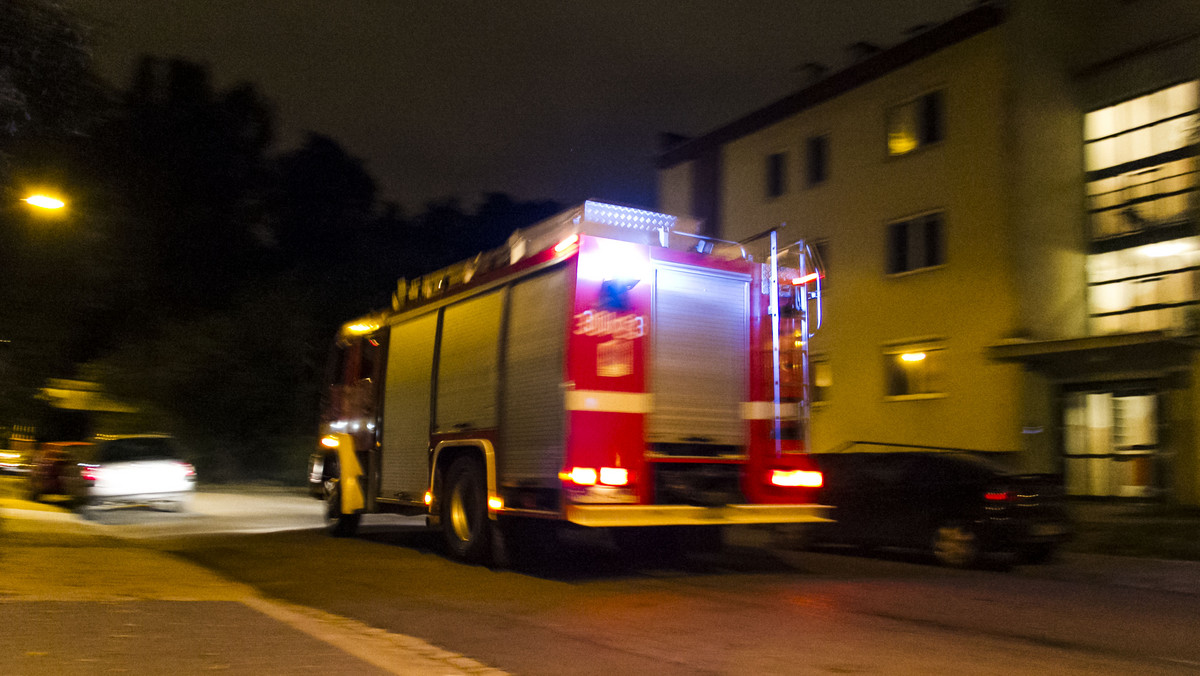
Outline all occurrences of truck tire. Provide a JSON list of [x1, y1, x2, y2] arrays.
[[324, 479, 361, 537], [441, 457, 491, 562]]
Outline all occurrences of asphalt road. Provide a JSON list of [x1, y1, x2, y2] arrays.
[[4, 482, 1200, 675]]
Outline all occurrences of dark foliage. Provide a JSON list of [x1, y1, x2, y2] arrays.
[[2, 11, 565, 479], [0, 0, 103, 166]]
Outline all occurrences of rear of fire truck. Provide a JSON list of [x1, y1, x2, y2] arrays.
[[557, 208, 827, 536], [317, 201, 827, 563]]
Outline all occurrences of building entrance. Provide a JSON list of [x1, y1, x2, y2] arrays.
[[1062, 389, 1160, 498]]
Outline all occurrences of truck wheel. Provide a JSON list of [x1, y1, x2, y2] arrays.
[[441, 457, 491, 562], [324, 479, 361, 537]]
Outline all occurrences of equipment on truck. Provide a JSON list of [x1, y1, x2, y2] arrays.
[[313, 201, 827, 562]]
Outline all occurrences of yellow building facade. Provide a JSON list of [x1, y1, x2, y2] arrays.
[[657, 1, 1200, 504]]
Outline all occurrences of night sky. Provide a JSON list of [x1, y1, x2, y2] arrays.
[[68, 0, 973, 211]]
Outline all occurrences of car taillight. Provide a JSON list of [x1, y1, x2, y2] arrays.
[[81, 466, 102, 482], [179, 462, 196, 479], [984, 490, 1012, 502]]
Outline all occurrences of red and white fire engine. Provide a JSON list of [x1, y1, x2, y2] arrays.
[[313, 200, 827, 562]]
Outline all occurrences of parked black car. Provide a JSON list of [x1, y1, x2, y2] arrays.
[[809, 451, 1071, 567]]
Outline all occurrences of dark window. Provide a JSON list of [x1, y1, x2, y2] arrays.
[[811, 239, 829, 290], [806, 135, 829, 185], [886, 212, 945, 274], [765, 151, 788, 198], [921, 90, 944, 145]]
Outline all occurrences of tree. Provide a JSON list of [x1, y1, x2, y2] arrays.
[[0, 0, 104, 437], [0, 0, 102, 178], [92, 57, 275, 319]]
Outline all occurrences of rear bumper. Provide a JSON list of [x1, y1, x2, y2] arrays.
[[86, 490, 193, 508], [980, 518, 1073, 551], [565, 503, 832, 528]]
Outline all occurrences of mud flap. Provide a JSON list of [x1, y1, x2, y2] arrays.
[[330, 433, 365, 514]]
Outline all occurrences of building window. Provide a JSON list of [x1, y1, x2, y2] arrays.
[[884, 343, 945, 398], [810, 239, 829, 290], [886, 90, 944, 156], [806, 135, 829, 185], [1084, 81, 1198, 240], [1087, 236, 1200, 334], [765, 151, 788, 198], [809, 356, 831, 404], [886, 212, 944, 275]]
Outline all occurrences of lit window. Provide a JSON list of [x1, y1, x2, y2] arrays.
[[887, 91, 944, 156], [806, 135, 829, 185], [809, 356, 831, 404], [886, 212, 944, 275], [765, 151, 788, 198], [1087, 236, 1200, 334], [884, 344, 945, 398], [1084, 81, 1198, 240]]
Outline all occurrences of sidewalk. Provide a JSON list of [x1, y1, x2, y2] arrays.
[[1066, 500, 1200, 562], [1012, 500, 1200, 597], [0, 507, 506, 675]]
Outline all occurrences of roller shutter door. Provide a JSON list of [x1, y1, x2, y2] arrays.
[[649, 266, 748, 445]]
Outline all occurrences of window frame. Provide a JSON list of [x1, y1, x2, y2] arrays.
[[885, 211, 946, 276], [882, 340, 948, 401], [886, 89, 945, 157], [1083, 80, 1199, 241], [765, 150, 789, 199], [808, 354, 831, 406], [810, 239, 830, 291], [806, 134, 830, 186]]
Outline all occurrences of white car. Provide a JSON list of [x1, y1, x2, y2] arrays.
[[62, 435, 196, 512]]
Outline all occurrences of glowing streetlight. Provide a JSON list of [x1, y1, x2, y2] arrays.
[[23, 194, 66, 210]]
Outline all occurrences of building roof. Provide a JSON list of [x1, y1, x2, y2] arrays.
[[656, 3, 1006, 169]]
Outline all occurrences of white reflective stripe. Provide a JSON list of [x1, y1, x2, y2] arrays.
[[741, 401, 800, 420], [564, 390, 653, 413]]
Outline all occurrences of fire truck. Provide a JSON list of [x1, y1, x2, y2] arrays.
[[313, 201, 827, 562]]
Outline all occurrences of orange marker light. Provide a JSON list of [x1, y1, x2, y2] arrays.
[[554, 234, 580, 253]]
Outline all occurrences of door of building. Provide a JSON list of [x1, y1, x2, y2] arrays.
[[1062, 388, 1160, 498]]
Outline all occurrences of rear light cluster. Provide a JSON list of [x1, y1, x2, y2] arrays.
[[561, 466, 629, 486], [985, 491, 1013, 502], [561, 466, 637, 505], [81, 465, 102, 482], [769, 469, 823, 488]]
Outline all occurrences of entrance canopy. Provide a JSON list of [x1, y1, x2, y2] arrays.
[[986, 330, 1196, 381]]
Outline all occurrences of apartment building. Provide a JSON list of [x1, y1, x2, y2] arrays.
[[656, 0, 1200, 504]]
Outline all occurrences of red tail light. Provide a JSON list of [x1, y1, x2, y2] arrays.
[[770, 469, 823, 488], [81, 466, 102, 482], [984, 491, 1012, 502], [179, 462, 196, 479]]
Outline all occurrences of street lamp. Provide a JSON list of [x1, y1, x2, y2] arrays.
[[22, 194, 66, 210]]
